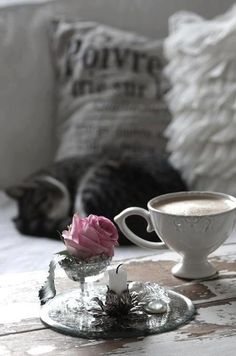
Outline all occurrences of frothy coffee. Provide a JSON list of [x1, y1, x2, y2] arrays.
[[153, 195, 236, 216]]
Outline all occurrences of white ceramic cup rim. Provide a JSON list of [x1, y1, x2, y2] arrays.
[[148, 191, 236, 217]]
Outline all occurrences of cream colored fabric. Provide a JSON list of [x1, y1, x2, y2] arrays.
[[164, 6, 236, 195]]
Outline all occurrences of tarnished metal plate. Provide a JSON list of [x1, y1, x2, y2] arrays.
[[40, 282, 195, 339]]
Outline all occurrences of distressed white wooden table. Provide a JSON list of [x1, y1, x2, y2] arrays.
[[0, 242, 236, 356]]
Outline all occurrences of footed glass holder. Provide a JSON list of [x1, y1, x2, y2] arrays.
[[59, 252, 111, 295], [38, 251, 111, 306]]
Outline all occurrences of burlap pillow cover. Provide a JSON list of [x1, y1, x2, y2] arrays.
[[50, 19, 170, 161]]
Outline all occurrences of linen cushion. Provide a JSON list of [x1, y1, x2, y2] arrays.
[[51, 19, 171, 161]]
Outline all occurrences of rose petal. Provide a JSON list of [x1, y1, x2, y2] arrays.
[[94, 216, 118, 239], [79, 234, 107, 254], [64, 238, 93, 259], [62, 230, 71, 240], [83, 224, 100, 242], [98, 216, 119, 238]]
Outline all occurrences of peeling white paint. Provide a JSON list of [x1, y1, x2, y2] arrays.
[[0, 303, 39, 323], [121, 243, 236, 264], [27, 345, 56, 355], [123, 242, 236, 267], [206, 278, 236, 296], [81, 340, 105, 347], [197, 301, 236, 326], [105, 332, 236, 355], [125, 250, 180, 264], [193, 277, 236, 304], [211, 244, 236, 260], [0, 345, 11, 356]]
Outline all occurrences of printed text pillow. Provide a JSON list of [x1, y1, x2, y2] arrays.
[[51, 20, 170, 161]]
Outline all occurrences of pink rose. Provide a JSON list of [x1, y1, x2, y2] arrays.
[[62, 214, 119, 260]]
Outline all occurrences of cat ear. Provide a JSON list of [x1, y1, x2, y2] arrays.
[[34, 176, 67, 197], [5, 181, 38, 199], [5, 186, 25, 199], [34, 175, 70, 219]]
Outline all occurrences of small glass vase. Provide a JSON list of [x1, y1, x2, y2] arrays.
[[58, 252, 112, 307]]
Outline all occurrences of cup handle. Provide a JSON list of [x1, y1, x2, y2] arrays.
[[114, 207, 166, 249]]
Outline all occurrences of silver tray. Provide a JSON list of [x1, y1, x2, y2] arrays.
[[40, 281, 195, 339]]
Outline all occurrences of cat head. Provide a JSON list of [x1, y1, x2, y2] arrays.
[[6, 175, 71, 238]]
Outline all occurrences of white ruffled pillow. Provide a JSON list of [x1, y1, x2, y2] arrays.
[[164, 6, 236, 195]]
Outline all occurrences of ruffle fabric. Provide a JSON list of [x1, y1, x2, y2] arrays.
[[164, 6, 236, 194]]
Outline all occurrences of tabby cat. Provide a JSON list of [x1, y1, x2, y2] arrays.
[[6, 154, 187, 244]]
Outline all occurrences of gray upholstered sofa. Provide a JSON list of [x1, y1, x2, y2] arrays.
[[0, 0, 235, 274]]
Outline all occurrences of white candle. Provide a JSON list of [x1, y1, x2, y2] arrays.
[[108, 264, 127, 295]]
